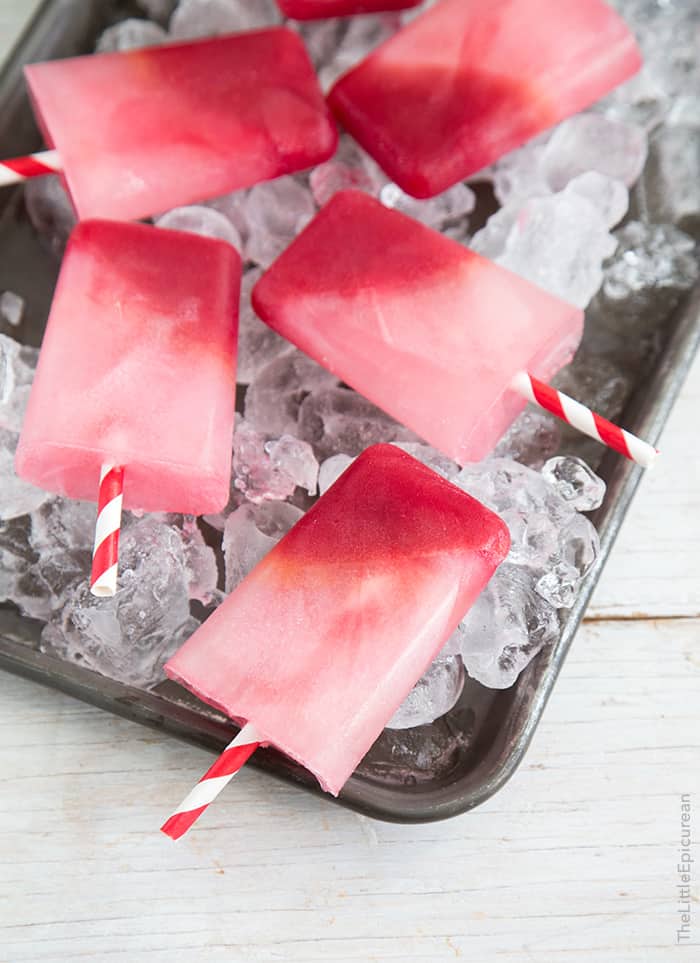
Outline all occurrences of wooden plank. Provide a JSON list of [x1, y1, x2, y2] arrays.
[[1, 617, 697, 962]]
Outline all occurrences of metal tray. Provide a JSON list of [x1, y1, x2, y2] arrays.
[[1, 0, 698, 823]]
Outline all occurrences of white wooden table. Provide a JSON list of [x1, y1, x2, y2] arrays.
[[0, 8, 698, 960], [0, 351, 697, 962]]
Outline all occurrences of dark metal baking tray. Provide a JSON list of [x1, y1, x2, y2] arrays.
[[1, 0, 698, 823]]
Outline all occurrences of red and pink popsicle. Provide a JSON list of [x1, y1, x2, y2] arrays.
[[15, 219, 241, 595], [252, 190, 657, 467], [328, 0, 642, 197], [1, 29, 337, 221], [161, 443, 510, 838]]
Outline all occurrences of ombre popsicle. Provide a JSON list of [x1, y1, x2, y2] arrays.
[[15, 219, 241, 595], [0, 29, 337, 221], [328, 0, 642, 197], [252, 191, 657, 467], [162, 444, 510, 837]]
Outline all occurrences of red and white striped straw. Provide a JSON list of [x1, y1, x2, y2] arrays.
[[90, 464, 125, 598], [161, 722, 262, 840], [513, 372, 658, 469], [0, 149, 62, 186]]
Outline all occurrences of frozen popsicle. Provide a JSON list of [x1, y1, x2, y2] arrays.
[[15, 219, 241, 594], [277, 0, 422, 18], [252, 191, 658, 467], [0, 29, 337, 221], [328, 0, 642, 197], [162, 443, 510, 837]]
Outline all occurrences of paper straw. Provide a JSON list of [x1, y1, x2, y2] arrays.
[[161, 723, 263, 840], [0, 149, 62, 186], [90, 464, 124, 598], [513, 371, 658, 469]]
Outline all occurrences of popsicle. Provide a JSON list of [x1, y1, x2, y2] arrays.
[[15, 219, 241, 594], [277, 0, 422, 18], [162, 443, 510, 837], [328, 0, 642, 197], [0, 29, 337, 221], [252, 191, 657, 467]]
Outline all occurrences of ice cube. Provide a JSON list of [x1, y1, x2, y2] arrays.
[[390, 441, 460, 480], [96, 18, 167, 52], [542, 114, 648, 190], [501, 506, 560, 569], [205, 189, 250, 246], [457, 564, 559, 689], [318, 14, 400, 91], [265, 435, 318, 496], [244, 177, 316, 268], [379, 180, 475, 231], [169, 0, 280, 39], [29, 497, 95, 555], [0, 291, 24, 328], [180, 517, 220, 604], [233, 417, 318, 503], [236, 268, 291, 386], [296, 18, 347, 71], [13, 497, 96, 621], [310, 160, 376, 207], [386, 657, 465, 730], [222, 500, 303, 593], [450, 456, 600, 683], [297, 386, 417, 460], [469, 205, 518, 260], [559, 512, 600, 579], [0, 429, 51, 521], [244, 350, 339, 437], [534, 561, 581, 609], [564, 172, 629, 229], [495, 190, 617, 307], [155, 205, 242, 251], [541, 456, 606, 511], [0, 334, 37, 433], [492, 139, 551, 207], [310, 134, 387, 207]]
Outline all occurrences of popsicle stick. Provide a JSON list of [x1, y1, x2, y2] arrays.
[[0, 149, 62, 186], [90, 464, 125, 598], [161, 723, 263, 840], [512, 371, 658, 469]]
